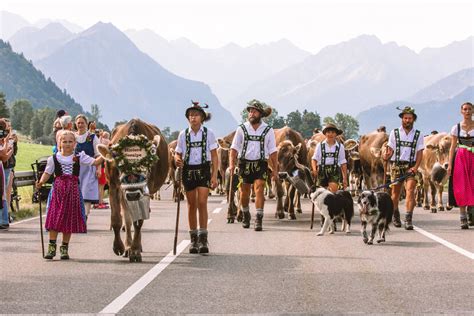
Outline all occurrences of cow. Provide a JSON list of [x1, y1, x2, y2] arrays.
[[359, 131, 389, 190], [166, 140, 185, 202], [98, 119, 168, 262], [274, 126, 309, 220], [419, 133, 452, 213], [344, 139, 363, 196]]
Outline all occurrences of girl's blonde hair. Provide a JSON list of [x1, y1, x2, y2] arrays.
[[58, 130, 76, 142]]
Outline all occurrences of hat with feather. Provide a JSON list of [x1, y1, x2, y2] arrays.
[[185, 100, 211, 122], [397, 106, 417, 120]]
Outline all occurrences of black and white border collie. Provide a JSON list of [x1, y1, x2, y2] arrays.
[[310, 188, 354, 236], [357, 190, 394, 244]]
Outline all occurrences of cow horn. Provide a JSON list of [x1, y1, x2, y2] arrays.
[[344, 139, 358, 151], [97, 143, 114, 162]]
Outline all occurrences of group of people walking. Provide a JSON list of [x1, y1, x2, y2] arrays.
[[174, 100, 473, 254]]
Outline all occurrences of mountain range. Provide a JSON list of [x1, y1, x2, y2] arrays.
[[2, 10, 472, 135], [230, 35, 473, 119], [357, 68, 474, 134], [0, 39, 83, 114], [34, 22, 237, 134], [125, 29, 311, 107]]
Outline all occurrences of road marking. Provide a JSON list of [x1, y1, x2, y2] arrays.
[[99, 240, 190, 315], [414, 226, 474, 260], [212, 207, 222, 214], [220, 199, 227, 204], [208, 219, 212, 224]]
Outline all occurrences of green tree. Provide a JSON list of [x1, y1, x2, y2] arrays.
[[10, 99, 34, 134], [300, 110, 321, 138], [334, 113, 359, 139], [90, 104, 102, 122], [285, 110, 303, 130], [0, 92, 9, 118], [30, 113, 43, 139], [36, 107, 57, 138], [263, 108, 285, 128]]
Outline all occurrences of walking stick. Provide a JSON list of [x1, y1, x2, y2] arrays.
[[37, 189, 45, 258], [227, 167, 236, 223], [310, 203, 315, 230], [173, 167, 182, 255], [32, 162, 45, 258]]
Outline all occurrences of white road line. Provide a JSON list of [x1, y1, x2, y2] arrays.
[[220, 199, 227, 204], [99, 240, 190, 315], [212, 207, 222, 214], [414, 226, 474, 260], [208, 219, 212, 224]]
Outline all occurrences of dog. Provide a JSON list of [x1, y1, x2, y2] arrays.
[[310, 188, 354, 236], [357, 190, 394, 244]]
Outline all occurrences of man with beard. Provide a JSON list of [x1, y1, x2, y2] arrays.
[[383, 107, 424, 229], [229, 100, 279, 231]]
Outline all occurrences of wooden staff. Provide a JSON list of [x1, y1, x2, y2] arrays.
[[173, 167, 182, 255]]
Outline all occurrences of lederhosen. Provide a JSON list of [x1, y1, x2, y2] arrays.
[[390, 128, 420, 182], [182, 127, 211, 192], [238, 124, 271, 184], [317, 143, 341, 187], [448, 123, 474, 206]]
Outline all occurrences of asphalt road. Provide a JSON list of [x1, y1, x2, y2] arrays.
[[1, 188, 473, 315]]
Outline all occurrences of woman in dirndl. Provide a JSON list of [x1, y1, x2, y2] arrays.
[[447, 102, 474, 229], [74, 114, 100, 220]]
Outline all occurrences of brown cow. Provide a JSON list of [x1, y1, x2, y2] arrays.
[[419, 133, 452, 212], [166, 140, 185, 202], [344, 139, 363, 196], [359, 131, 389, 190], [274, 126, 308, 219], [98, 119, 168, 262]]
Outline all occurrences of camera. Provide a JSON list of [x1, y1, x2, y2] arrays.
[[0, 129, 8, 139]]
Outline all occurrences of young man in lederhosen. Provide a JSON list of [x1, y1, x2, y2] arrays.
[[175, 101, 218, 254], [229, 100, 279, 231], [383, 106, 424, 230], [310, 123, 348, 193]]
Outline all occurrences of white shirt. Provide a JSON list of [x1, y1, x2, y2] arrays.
[[75, 132, 100, 157], [312, 140, 347, 166], [450, 123, 474, 137], [231, 121, 277, 160], [175, 126, 218, 165], [388, 126, 425, 162], [44, 151, 96, 175]]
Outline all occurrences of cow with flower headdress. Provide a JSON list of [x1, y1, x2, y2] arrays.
[[97, 118, 168, 262]]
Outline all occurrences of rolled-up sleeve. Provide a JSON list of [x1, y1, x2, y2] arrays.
[[416, 133, 425, 152], [266, 128, 277, 155], [175, 131, 186, 154], [230, 127, 243, 154], [387, 130, 396, 150], [207, 128, 218, 151], [312, 143, 322, 164], [338, 144, 347, 165]]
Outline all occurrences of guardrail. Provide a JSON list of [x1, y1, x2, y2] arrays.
[[13, 170, 36, 187]]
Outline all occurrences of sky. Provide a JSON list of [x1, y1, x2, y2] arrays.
[[1, 0, 473, 53]]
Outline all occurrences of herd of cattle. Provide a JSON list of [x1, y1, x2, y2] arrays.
[[165, 125, 453, 219], [100, 119, 452, 262]]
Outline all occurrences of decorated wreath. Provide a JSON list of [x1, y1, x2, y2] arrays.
[[111, 134, 158, 174]]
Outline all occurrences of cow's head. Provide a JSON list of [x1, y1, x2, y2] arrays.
[[98, 134, 160, 201], [426, 135, 451, 169], [278, 140, 303, 173]]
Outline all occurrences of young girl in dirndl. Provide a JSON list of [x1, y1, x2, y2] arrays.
[[36, 131, 103, 260]]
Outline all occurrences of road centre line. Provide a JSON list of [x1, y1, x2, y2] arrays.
[[99, 240, 190, 314], [221, 199, 227, 204], [10, 215, 43, 226], [414, 226, 473, 260], [212, 207, 222, 214]]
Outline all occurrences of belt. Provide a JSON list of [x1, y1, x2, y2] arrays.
[[458, 144, 474, 153]]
